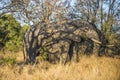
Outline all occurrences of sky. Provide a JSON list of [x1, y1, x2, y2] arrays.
[[0, 0, 10, 14]]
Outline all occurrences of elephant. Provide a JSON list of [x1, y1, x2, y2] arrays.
[[23, 19, 105, 64], [23, 22, 73, 64], [67, 20, 102, 55]]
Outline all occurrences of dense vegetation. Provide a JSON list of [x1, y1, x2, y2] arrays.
[[0, 14, 28, 52]]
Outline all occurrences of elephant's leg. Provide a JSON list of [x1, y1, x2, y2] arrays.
[[68, 40, 74, 62], [84, 39, 94, 55], [23, 38, 30, 64], [60, 41, 70, 64], [60, 52, 68, 64], [74, 42, 80, 62], [93, 43, 100, 56], [28, 53, 35, 64], [46, 40, 70, 64], [48, 53, 59, 64], [27, 48, 37, 64], [22, 41, 30, 64]]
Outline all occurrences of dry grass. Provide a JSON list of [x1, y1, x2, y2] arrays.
[[0, 52, 120, 80]]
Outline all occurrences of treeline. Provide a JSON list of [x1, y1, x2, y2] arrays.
[[0, 14, 28, 52]]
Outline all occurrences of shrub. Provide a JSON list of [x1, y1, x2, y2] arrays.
[[38, 47, 48, 61], [0, 55, 16, 65]]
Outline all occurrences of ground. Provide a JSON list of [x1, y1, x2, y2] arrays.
[[0, 51, 120, 80]]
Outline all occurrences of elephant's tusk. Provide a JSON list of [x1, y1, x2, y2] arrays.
[[105, 44, 114, 47], [91, 38, 114, 47], [91, 38, 102, 44]]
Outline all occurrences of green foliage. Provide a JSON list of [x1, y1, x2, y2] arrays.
[[102, 19, 119, 55], [0, 55, 16, 65], [111, 34, 120, 55], [0, 14, 28, 51], [38, 47, 48, 60], [20, 25, 28, 37]]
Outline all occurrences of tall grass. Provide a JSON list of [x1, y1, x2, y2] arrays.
[[0, 52, 120, 80]]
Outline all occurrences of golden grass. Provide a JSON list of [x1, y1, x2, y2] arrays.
[[0, 52, 120, 80]]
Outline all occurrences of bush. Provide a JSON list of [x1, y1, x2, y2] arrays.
[[0, 55, 16, 65], [0, 14, 28, 52], [38, 47, 48, 60]]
